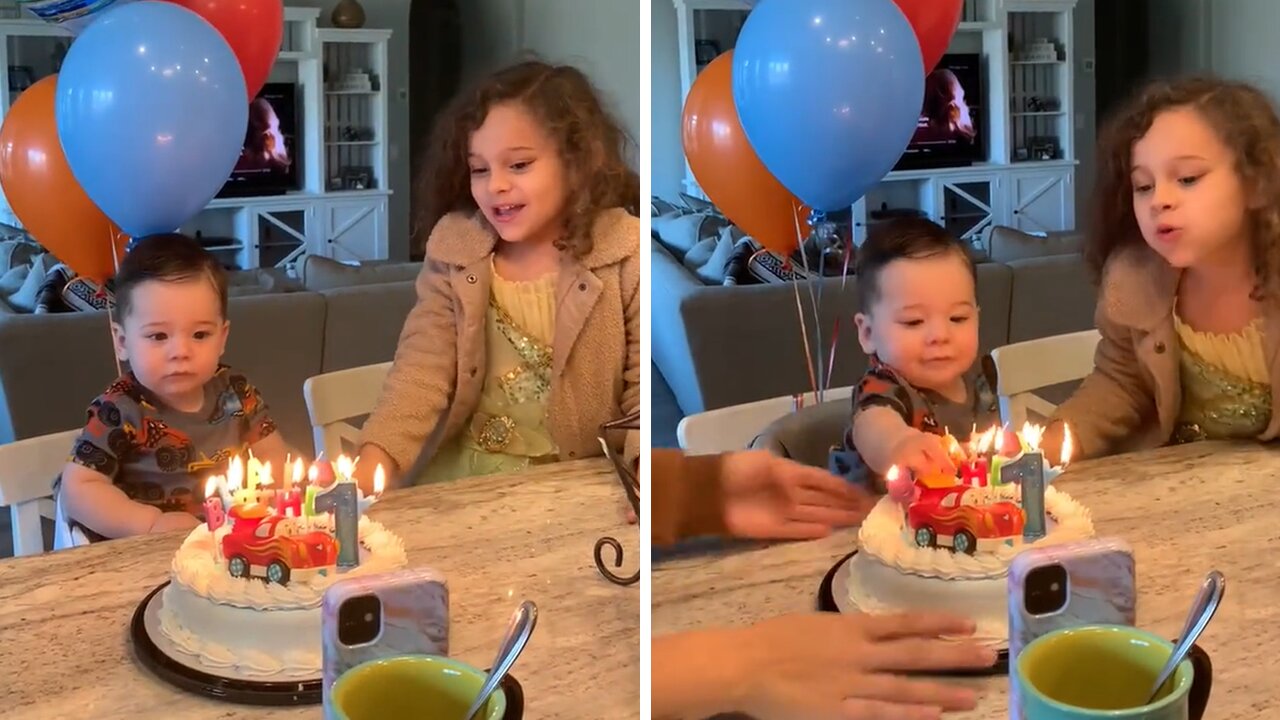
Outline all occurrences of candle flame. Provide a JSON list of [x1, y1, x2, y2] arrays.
[[994, 426, 1005, 455], [1021, 422, 1044, 451], [204, 476, 218, 499], [228, 455, 244, 490], [259, 461, 273, 487], [308, 462, 319, 484], [977, 425, 997, 454], [336, 454, 355, 481], [886, 465, 900, 482], [374, 464, 386, 494], [293, 457, 305, 483], [1061, 423, 1073, 466]]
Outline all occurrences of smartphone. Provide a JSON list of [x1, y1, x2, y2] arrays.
[[321, 568, 450, 712], [1008, 537, 1136, 718]]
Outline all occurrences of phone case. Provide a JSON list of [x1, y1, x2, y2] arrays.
[[321, 567, 449, 709], [1008, 537, 1136, 719]]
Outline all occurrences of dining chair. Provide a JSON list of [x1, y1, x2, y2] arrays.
[[989, 329, 1101, 427], [677, 386, 855, 455], [302, 361, 392, 459], [0, 428, 81, 556]]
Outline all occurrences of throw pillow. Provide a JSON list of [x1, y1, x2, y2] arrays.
[[298, 255, 422, 291], [987, 226, 1085, 263]]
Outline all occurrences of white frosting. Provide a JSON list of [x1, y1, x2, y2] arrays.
[[843, 551, 1009, 647], [857, 484, 1094, 580], [157, 516, 408, 677]]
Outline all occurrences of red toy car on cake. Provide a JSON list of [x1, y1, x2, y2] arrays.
[[907, 484, 1024, 555], [222, 504, 338, 585]]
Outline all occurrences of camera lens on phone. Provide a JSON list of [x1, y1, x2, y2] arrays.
[[337, 593, 382, 646], [1024, 563, 1069, 616]]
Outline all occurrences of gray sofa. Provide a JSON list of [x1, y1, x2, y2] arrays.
[[0, 255, 421, 453], [652, 223, 1096, 416]]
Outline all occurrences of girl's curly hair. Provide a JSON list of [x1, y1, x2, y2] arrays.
[[417, 59, 639, 258], [1090, 76, 1280, 298]]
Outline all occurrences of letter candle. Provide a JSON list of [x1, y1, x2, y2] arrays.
[[303, 462, 321, 517], [228, 456, 254, 507], [203, 477, 225, 532], [313, 482, 359, 569]]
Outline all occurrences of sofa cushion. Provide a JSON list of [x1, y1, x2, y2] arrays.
[[651, 211, 730, 261], [298, 255, 422, 291], [1006, 254, 1097, 343], [987, 226, 1085, 263], [319, 281, 416, 373], [226, 267, 305, 297]]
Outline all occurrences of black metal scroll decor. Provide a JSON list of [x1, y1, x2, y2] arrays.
[[594, 412, 640, 586]]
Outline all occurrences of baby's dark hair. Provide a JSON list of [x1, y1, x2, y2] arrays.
[[1091, 76, 1280, 296], [112, 233, 228, 322], [418, 58, 640, 257], [855, 217, 975, 310]]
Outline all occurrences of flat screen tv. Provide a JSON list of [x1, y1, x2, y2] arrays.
[[218, 83, 299, 197], [893, 53, 983, 171]]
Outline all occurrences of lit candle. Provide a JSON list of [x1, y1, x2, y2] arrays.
[[312, 457, 336, 488], [290, 457, 305, 492], [228, 456, 255, 507], [313, 483, 359, 569], [1043, 423, 1073, 485], [1002, 423, 1047, 541], [961, 456, 989, 487], [246, 454, 263, 492], [276, 486, 302, 517], [203, 477, 226, 532], [884, 465, 914, 504], [304, 462, 321, 517], [356, 464, 385, 514], [990, 428, 1009, 486]]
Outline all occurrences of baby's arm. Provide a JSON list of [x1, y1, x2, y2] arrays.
[[847, 368, 954, 481], [60, 462, 194, 538]]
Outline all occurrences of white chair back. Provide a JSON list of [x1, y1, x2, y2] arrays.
[[0, 429, 80, 556], [677, 386, 855, 455], [990, 329, 1102, 427], [303, 362, 393, 459]]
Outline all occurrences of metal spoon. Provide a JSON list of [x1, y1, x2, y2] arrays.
[[463, 600, 538, 720], [1146, 570, 1225, 703]]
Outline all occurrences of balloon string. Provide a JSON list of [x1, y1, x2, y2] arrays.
[[108, 227, 122, 378], [826, 316, 842, 394], [794, 202, 824, 400], [790, 274, 818, 400]]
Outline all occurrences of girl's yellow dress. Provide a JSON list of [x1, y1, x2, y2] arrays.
[[1173, 313, 1272, 442], [417, 263, 560, 484]]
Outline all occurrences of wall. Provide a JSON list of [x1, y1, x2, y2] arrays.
[[651, 0, 684, 200], [292, 0, 639, 260]]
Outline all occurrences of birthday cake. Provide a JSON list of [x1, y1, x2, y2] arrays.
[[844, 423, 1094, 646], [156, 455, 408, 678]]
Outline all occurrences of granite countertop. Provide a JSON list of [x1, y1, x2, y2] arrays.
[[653, 441, 1280, 719], [0, 458, 640, 719]]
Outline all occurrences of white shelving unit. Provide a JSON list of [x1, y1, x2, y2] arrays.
[[671, 0, 1079, 250], [0, 8, 393, 272]]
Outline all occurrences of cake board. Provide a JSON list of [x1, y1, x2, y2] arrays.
[[816, 550, 1010, 676], [131, 581, 525, 716]]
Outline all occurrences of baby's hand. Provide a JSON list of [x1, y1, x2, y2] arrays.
[[888, 430, 956, 478], [150, 511, 200, 534]]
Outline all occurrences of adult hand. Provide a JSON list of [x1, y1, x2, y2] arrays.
[[718, 450, 873, 540], [889, 429, 956, 478], [731, 611, 993, 719]]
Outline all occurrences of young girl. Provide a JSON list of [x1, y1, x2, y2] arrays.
[[1050, 76, 1280, 461], [356, 60, 640, 487]]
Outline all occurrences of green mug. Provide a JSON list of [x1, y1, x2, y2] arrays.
[[1015, 625, 1212, 719], [329, 654, 507, 720]]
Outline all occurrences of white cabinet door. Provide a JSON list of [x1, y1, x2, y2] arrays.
[[935, 174, 1003, 249], [323, 197, 388, 262], [1008, 169, 1074, 233]]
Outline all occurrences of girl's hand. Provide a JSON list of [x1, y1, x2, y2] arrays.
[[888, 430, 955, 478], [729, 611, 993, 719]]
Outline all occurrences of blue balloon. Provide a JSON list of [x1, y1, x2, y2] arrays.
[[732, 0, 925, 211], [56, 1, 248, 238]]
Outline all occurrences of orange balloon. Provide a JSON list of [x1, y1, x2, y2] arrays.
[[682, 51, 810, 255], [0, 75, 125, 283]]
